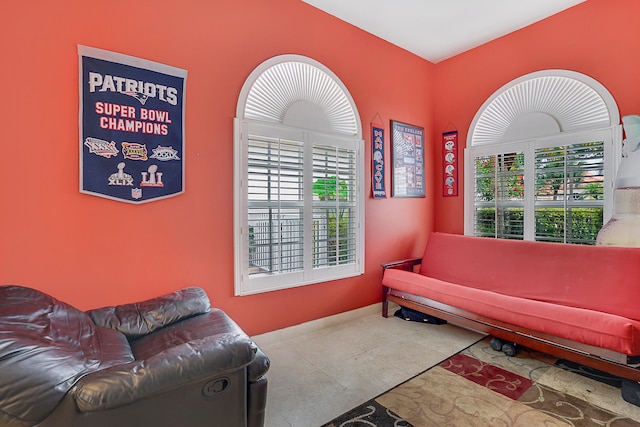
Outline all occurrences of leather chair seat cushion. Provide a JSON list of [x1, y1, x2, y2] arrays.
[[71, 333, 257, 412], [130, 309, 270, 382], [96, 326, 135, 369]]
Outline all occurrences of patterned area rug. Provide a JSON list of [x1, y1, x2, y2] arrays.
[[322, 338, 640, 426]]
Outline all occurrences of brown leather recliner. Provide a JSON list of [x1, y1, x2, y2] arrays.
[[0, 285, 269, 427]]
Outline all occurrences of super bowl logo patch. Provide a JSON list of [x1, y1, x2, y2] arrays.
[[85, 137, 119, 158], [141, 165, 164, 187], [122, 142, 148, 161], [150, 145, 180, 161], [108, 162, 134, 186]]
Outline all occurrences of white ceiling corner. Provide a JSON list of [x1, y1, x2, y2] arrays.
[[300, 0, 586, 63]]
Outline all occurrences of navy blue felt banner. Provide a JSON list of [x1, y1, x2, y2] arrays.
[[79, 46, 187, 204], [372, 124, 386, 198]]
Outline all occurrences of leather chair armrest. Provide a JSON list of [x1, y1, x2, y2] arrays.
[[381, 257, 423, 272], [86, 287, 211, 339], [72, 333, 256, 412], [248, 347, 270, 382]]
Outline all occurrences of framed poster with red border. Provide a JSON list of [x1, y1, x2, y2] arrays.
[[442, 131, 458, 196]]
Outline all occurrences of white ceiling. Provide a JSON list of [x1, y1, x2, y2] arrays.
[[301, 0, 586, 63]]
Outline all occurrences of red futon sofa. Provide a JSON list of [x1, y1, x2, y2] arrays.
[[382, 232, 640, 384]]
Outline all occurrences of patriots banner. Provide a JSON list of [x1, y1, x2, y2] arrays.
[[372, 124, 386, 198], [79, 45, 187, 203]]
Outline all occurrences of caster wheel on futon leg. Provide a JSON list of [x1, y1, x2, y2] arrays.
[[502, 342, 517, 357], [490, 337, 504, 352]]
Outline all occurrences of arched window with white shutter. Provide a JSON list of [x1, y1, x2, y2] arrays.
[[234, 55, 364, 295], [465, 70, 621, 244]]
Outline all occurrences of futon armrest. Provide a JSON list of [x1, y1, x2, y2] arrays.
[[381, 257, 422, 272], [87, 287, 211, 339], [72, 333, 256, 412]]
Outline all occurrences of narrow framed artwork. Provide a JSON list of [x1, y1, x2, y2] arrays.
[[391, 120, 425, 198], [442, 131, 458, 196]]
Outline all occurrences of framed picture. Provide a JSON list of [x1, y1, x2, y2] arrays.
[[391, 120, 425, 197]]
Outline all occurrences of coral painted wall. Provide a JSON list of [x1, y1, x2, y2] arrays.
[[0, 0, 434, 334], [5, 0, 631, 335], [433, 0, 640, 234]]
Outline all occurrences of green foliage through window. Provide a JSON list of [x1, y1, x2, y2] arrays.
[[473, 141, 604, 245], [476, 207, 603, 245], [313, 176, 352, 266]]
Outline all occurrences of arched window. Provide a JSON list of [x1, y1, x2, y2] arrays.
[[234, 55, 364, 295], [465, 70, 621, 244]]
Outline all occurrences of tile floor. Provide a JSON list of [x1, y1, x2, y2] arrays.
[[253, 306, 484, 427]]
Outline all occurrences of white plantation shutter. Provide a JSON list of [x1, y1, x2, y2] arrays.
[[534, 141, 604, 244], [473, 151, 525, 239], [237, 123, 363, 294], [469, 134, 609, 244], [312, 144, 357, 267], [247, 135, 304, 275]]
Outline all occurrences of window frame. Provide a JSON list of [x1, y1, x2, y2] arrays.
[[464, 70, 621, 243], [234, 119, 364, 295], [465, 127, 618, 241], [233, 55, 364, 296]]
